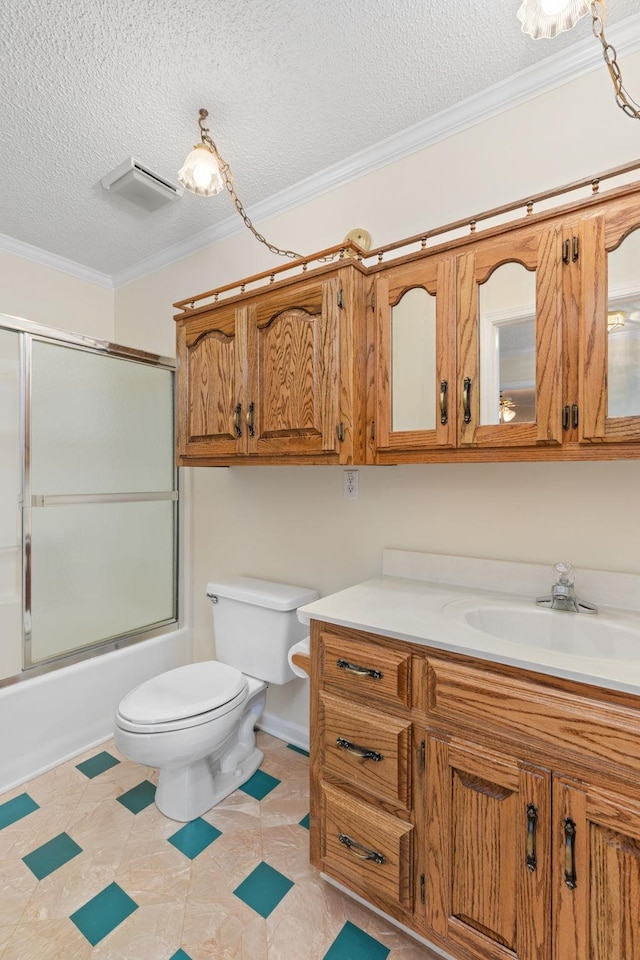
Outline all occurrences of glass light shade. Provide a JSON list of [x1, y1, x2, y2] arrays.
[[517, 0, 591, 39], [501, 405, 517, 422], [178, 143, 224, 196]]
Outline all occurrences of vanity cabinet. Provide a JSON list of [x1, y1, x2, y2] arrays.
[[174, 264, 366, 465], [309, 618, 640, 960]]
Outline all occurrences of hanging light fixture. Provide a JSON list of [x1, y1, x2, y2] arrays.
[[178, 108, 303, 260], [499, 393, 517, 422], [517, 1, 640, 119]]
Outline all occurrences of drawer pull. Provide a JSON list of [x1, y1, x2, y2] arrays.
[[564, 817, 577, 889], [338, 833, 386, 864], [336, 736, 383, 762], [525, 803, 538, 872], [336, 658, 383, 680]]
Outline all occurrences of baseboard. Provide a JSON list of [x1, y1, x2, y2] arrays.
[[257, 711, 309, 752]]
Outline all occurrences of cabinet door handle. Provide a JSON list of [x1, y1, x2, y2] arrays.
[[233, 402, 243, 438], [336, 736, 383, 762], [338, 833, 386, 864], [562, 405, 570, 430], [439, 380, 448, 425], [526, 803, 538, 872], [245, 401, 255, 437], [562, 238, 571, 264], [572, 236, 580, 262], [571, 404, 579, 429], [564, 817, 577, 889], [336, 658, 383, 680], [462, 377, 472, 424]]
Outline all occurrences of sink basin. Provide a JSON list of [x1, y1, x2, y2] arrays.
[[443, 599, 640, 660]]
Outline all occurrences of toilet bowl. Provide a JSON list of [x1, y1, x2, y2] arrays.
[[115, 661, 267, 821], [114, 576, 318, 822]]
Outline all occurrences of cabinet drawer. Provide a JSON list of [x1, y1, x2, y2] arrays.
[[321, 781, 413, 909], [320, 629, 411, 708], [320, 692, 411, 807], [426, 655, 640, 774]]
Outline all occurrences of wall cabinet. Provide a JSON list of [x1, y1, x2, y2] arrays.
[[309, 619, 640, 960], [174, 177, 640, 465], [175, 266, 366, 465]]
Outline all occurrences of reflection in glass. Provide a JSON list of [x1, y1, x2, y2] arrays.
[[391, 287, 436, 432], [607, 229, 640, 418], [479, 263, 536, 425]]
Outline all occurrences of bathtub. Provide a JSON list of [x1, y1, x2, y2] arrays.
[[0, 627, 191, 793]]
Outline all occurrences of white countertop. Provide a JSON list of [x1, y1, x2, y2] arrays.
[[297, 550, 640, 697]]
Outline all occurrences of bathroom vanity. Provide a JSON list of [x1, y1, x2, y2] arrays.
[[299, 551, 640, 960]]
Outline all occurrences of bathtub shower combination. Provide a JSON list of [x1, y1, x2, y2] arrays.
[[0, 315, 186, 792]]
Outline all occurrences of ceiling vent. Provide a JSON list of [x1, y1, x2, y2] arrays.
[[101, 157, 183, 211]]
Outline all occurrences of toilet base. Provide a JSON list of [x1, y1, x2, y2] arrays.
[[155, 744, 264, 822]]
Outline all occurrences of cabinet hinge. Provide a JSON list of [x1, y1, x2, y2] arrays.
[[337, 422, 345, 442], [420, 874, 426, 905], [370, 420, 375, 441], [420, 740, 425, 770], [337, 288, 344, 309]]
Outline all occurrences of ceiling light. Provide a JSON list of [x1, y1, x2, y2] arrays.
[[608, 310, 627, 331], [179, 108, 302, 260], [518, 1, 640, 119], [499, 394, 517, 422]]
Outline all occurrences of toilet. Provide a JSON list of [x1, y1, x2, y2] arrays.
[[114, 576, 318, 822]]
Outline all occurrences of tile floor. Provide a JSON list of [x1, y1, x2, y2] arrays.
[[0, 732, 439, 959]]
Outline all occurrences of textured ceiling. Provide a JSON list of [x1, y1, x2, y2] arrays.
[[1, 0, 639, 280]]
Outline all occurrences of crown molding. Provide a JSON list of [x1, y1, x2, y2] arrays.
[[9, 14, 640, 291], [0, 233, 113, 290], [114, 13, 640, 288]]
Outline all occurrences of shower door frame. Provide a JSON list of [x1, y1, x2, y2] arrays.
[[0, 313, 179, 683]]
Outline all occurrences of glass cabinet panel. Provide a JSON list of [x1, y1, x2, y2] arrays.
[[478, 263, 536, 427], [607, 228, 640, 419], [392, 287, 437, 432]]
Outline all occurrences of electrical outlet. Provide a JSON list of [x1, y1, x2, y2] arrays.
[[343, 469, 359, 500]]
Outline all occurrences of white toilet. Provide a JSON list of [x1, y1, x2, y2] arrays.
[[114, 576, 318, 822]]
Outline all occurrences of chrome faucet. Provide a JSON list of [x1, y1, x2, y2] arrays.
[[536, 562, 598, 614]]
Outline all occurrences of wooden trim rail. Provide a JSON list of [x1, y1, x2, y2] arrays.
[[174, 156, 640, 315]]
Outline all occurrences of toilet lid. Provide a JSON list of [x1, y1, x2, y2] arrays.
[[118, 662, 248, 725]]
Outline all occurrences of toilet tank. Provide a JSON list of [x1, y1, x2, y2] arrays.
[[206, 576, 319, 684]]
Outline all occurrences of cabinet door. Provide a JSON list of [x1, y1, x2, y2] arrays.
[[579, 195, 640, 443], [426, 735, 551, 960], [176, 304, 248, 460], [246, 275, 342, 458], [373, 254, 456, 454], [553, 777, 640, 960], [457, 222, 563, 448]]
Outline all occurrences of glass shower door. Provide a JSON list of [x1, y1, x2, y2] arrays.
[[0, 329, 22, 680], [27, 340, 177, 665]]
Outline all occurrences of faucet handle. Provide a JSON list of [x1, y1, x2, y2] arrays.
[[553, 561, 574, 584]]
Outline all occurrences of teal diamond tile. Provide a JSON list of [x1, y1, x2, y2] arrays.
[[233, 861, 294, 918], [168, 818, 221, 860], [170, 951, 192, 960], [323, 921, 390, 960], [75, 751, 120, 779], [0, 792, 39, 830], [299, 813, 310, 830], [117, 780, 156, 814], [287, 743, 310, 757], [70, 881, 137, 946], [23, 832, 82, 880], [239, 769, 280, 801]]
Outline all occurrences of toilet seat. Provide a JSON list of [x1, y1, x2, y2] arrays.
[[116, 662, 249, 734]]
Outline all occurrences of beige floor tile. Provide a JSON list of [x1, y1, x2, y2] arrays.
[[266, 874, 347, 960], [0, 924, 17, 953], [1, 918, 93, 960], [259, 777, 310, 828], [115, 840, 192, 906], [0, 858, 37, 926], [182, 896, 268, 960], [89, 901, 185, 960], [20, 845, 123, 922], [20, 764, 87, 808], [0, 804, 79, 860], [261, 823, 316, 882], [65, 795, 133, 852], [189, 827, 263, 898]]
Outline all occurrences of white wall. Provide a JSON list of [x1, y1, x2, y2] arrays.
[[114, 54, 640, 732], [0, 251, 114, 340]]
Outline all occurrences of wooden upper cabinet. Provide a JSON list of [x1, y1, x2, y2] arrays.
[[457, 221, 563, 448], [175, 265, 366, 465], [371, 254, 456, 455], [176, 302, 247, 460], [578, 194, 640, 444]]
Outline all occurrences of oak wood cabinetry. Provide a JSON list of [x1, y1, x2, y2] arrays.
[[367, 182, 640, 464], [174, 264, 366, 465], [309, 619, 640, 960]]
